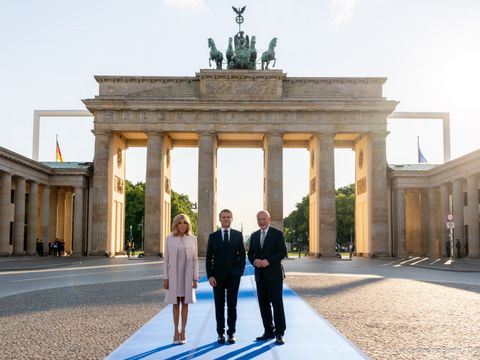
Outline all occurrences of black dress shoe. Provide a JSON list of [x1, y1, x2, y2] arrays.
[[256, 333, 275, 341], [275, 335, 285, 345], [227, 334, 236, 344], [217, 334, 225, 344]]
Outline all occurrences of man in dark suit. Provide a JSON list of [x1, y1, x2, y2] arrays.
[[206, 209, 246, 344], [248, 210, 287, 345]]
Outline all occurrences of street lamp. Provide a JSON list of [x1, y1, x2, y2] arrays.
[[137, 216, 144, 252]]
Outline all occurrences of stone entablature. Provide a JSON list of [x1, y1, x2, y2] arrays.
[[84, 70, 398, 150], [89, 70, 395, 108]]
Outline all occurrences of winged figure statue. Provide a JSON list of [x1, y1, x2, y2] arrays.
[[232, 6, 246, 16]]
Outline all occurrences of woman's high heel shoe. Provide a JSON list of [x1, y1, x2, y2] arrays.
[[179, 332, 186, 344], [173, 332, 180, 344]]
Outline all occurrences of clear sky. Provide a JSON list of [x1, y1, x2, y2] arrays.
[[1, 0, 480, 234]]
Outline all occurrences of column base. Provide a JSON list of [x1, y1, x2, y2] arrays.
[[371, 252, 391, 257], [0, 252, 12, 256], [143, 251, 163, 257], [309, 252, 337, 258], [13, 252, 26, 256], [89, 251, 111, 257]]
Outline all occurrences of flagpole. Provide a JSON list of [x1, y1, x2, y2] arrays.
[[417, 136, 420, 164]]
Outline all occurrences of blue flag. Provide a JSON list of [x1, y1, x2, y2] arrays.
[[417, 137, 427, 163]]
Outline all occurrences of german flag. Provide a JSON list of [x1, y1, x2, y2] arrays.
[[56, 135, 64, 162]]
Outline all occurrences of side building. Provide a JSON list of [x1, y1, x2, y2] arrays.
[[0, 146, 91, 256]]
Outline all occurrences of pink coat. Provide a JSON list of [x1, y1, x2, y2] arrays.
[[163, 234, 198, 304]]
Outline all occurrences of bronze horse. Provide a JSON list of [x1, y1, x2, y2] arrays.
[[261, 37, 277, 70], [208, 38, 224, 70]]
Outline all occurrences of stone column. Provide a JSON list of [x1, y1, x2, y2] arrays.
[[316, 133, 336, 256], [0, 172, 12, 255], [144, 132, 164, 256], [466, 174, 479, 257], [13, 177, 26, 255], [452, 178, 465, 254], [26, 181, 38, 255], [428, 187, 439, 256], [370, 132, 389, 256], [41, 185, 50, 254], [57, 189, 65, 241], [91, 130, 110, 254], [64, 191, 73, 254], [395, 188, 407, 257], [49, 189, 58, 244], [198, 131, 217, 255], [440, 183, 450, 256], [72, 187, 84, 256], [420, 189, 430, 256], [263, 132, 283, 230]]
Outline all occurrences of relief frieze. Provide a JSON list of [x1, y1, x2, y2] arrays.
[[204, 79, 277, 95]]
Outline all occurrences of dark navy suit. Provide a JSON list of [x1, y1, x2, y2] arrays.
[[206, 228, 246, 336], [248, 226, 287, 336]]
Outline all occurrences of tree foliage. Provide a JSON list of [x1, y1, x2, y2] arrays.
[[125, 180, 145, 249], [282, 183, 355, 250], [335, 184, 355, 246], [171, 191, 198, 235], [124, 180, 198, 249], [283, 195, 309, 248]]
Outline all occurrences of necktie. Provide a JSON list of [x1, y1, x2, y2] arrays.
[[224, 229, 229, 244], [260, 230, 266, 248]]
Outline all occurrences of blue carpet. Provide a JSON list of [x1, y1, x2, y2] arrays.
[[106, 265, 367, 359]]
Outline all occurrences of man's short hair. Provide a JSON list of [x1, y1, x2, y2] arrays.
[[219, 209, 233, 217]]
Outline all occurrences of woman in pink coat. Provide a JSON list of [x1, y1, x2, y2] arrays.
[[163, 213, 198, 344]]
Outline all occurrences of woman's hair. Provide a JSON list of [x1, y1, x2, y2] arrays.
[[171, 213, 192, 236]]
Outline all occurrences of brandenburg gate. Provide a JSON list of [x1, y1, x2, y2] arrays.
[[83, 69, 398, 257]]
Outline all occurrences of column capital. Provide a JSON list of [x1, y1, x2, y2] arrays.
[[198, 131, 217, 138], [0, 171, 12, 179], [467, 173, 479, 182], [29, 181, 39, 191], [369, 130, 389, 138], [264, 131, 284, 137], [146, 131, 164, 138], [453, 177, 465, 185], [314, 132, 336, 138], [91, 129, 111, 136]]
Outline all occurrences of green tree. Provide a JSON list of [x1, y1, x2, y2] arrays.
[[125, 181, 199, 249], [283, 195, 309, 250], [171, 190, 198, 235], [336, 184, 355, 246], [125, 180, 145, 249], [283, 183, 355, 251]]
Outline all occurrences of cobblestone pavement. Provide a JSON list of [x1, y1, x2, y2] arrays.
[[0, 279, 166, 360], [1, 257, 479, 359], [285, 274, 480, 360]]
